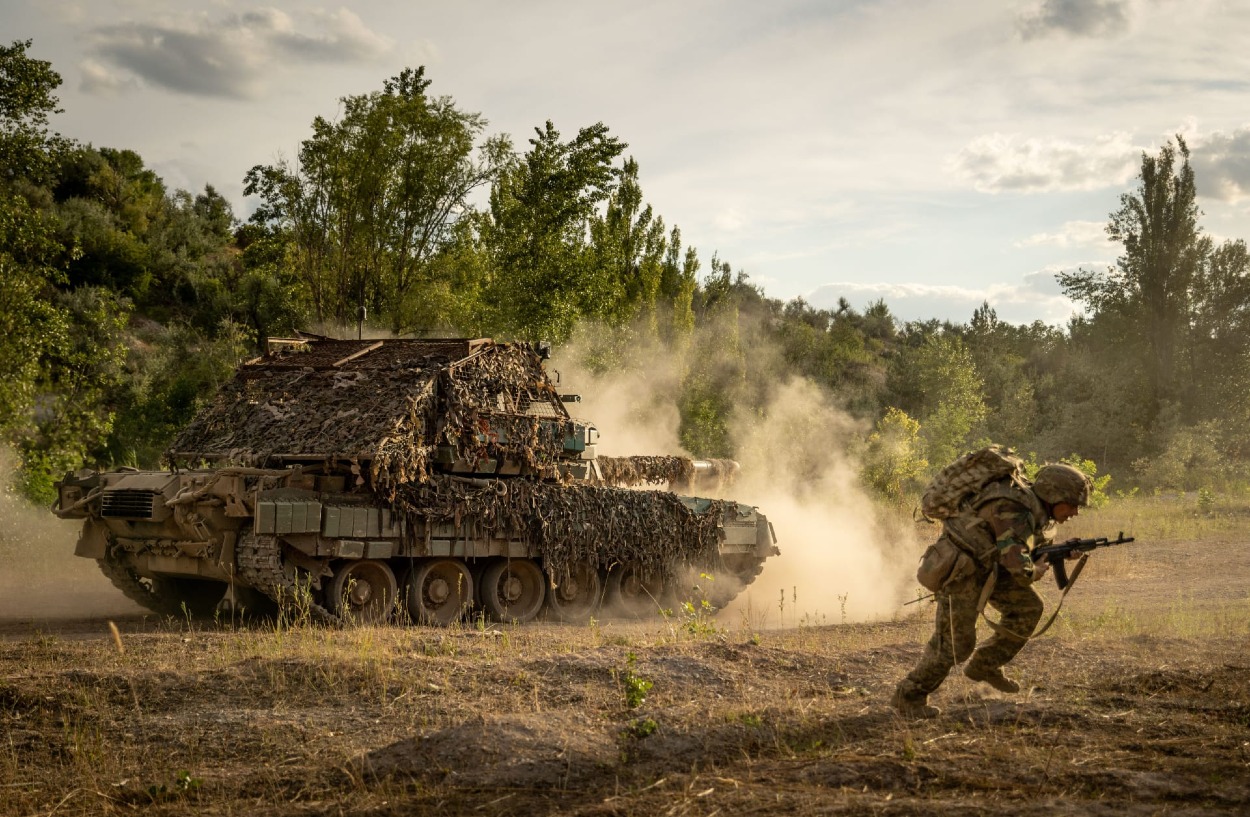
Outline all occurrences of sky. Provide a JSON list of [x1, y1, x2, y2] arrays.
[[8, 0, 1250, 325]]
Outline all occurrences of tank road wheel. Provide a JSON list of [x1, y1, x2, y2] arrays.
[[605, 562, 666, 618], [479, 559, 546, 623], [406, 559, 474, 626], [326, 560, 398, 625], [545, 561, 603, 623]]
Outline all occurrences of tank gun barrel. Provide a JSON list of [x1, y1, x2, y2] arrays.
[[595, 455, 739, 490]]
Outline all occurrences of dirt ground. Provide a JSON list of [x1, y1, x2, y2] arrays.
[[0, 531, 1247, 816]]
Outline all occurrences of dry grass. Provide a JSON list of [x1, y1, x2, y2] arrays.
[[1, 496, 1248, 816]]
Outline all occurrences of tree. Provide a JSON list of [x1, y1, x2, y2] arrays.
[[106, 320, 249, 468], [477, 120, 626, 342], [245, 67, 509, 330], [18, 287, 131, 502], [586, 158, 668, 328], [1190, 240, 1250, 396], [861, 407, 928, 502], [0, 39, 66, 184], [659, 226, 698, 339], [888, 331, 987, 466], [0, 193, 62, 435], [962, 302, 1041, 444], [52, 146, 167, 298], [0, 39, 67, 441], [1059, 137, 1210, 419]]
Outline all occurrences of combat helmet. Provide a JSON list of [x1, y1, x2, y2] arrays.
[[1032, 463, 1092, 508]]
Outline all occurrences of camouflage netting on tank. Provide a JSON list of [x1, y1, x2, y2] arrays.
[[169, 363, 435, 471], [598, 455, 695, 487], [393, 476, 729, 582], [597, 456, 740, 491], [374, 345, 569, 496], [168, 339, 569, 491]]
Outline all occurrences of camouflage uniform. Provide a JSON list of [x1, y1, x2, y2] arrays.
[[895, 487, 1052, 705]]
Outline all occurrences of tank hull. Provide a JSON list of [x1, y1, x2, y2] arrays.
[[57, 467, 777, 624]]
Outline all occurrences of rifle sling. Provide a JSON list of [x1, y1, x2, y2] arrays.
[[975, 569, 996, 614], [1030, 553, 1088, 638]]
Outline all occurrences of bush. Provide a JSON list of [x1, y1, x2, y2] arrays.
[[1130, 421, 1242, 492], [860, 407, 928, 502]]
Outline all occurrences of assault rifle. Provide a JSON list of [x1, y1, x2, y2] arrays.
[[1033, 532, 1135, 590]]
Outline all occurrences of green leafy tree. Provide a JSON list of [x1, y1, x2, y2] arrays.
[[961, 302, 1053, 445], [1059, 137, 1209, 420], [107, 321, 249, 467], [1027, 315, 1154, 474], [232, 222, 307, 348], [245, 67, 509, 331], [0, 193, 63, 437], [678, 371, 736, 458], [19, 287, 131, 501], [586, 157, 668, 328], [0, 39, 67, 183], [1129, 420, 1236, 492], [1188, 238, 1250, 454], [0, 39, 69, 448], [773, 297, 887, 415], [52, 146, 171, 300], [889, 331, 987, 466], [658, 227, 698, 340], [477, 120, 626, 342]]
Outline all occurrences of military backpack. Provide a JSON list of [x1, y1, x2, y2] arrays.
[[919, 444, 1030, 521]]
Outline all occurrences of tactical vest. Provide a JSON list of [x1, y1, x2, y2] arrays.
[[943, 478, 1050, 566]]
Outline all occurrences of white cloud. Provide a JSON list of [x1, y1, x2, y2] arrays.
[[255, 7, 392, 63], [83, 7, 393, 99], [77, 59, 138, 95], [1191, 126, 1250, 202], [804, 269, 1087, 326], [1017, 0, 1132, 41], [714, 208, 746, 232], [1016, 220, 1109, 248], [949, 131, 1141, 193]]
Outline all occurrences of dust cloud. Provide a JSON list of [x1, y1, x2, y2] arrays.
[[552, 354, 684, 458], [0, 448, 142, 622], [553, 329, 920, 628], [724, 378, 919, 626]]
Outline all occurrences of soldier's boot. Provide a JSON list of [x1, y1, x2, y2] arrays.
[[964, 663, 1020, 693], [890, 686, 941, 719]]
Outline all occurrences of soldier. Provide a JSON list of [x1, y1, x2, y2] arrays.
[[891, 462, 1092, 718]]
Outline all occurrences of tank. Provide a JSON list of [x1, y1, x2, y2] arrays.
[[53, 336, 778, 625]]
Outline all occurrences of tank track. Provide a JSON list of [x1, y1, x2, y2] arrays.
[[235, 532, 340, 626], [713, 557, 767, 608], [97, 555, 187, 617]]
